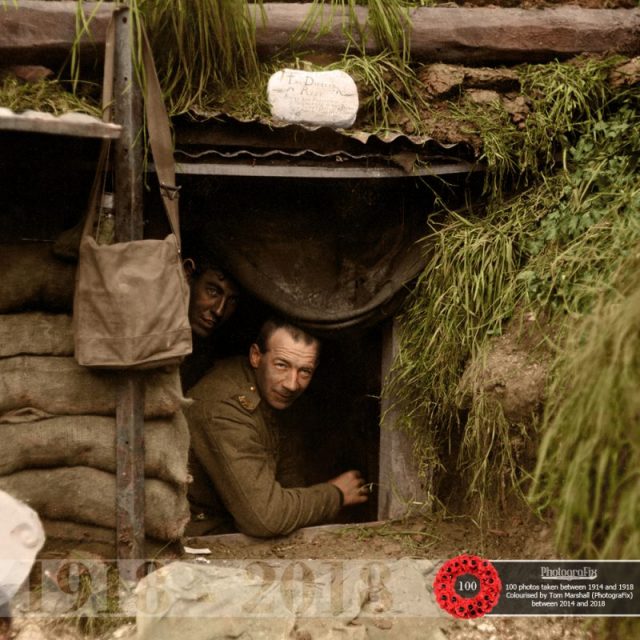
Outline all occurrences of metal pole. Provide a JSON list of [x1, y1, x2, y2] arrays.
[[112, 6, 145, 569]]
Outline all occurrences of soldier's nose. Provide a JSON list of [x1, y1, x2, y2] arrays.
[[282, 371, 299, 392], [211, 298, 225, 318]]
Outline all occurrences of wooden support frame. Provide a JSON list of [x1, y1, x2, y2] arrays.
[[3, 3, 640, 66], [378, 317, 429, 520], [112, 7, 146, 566]]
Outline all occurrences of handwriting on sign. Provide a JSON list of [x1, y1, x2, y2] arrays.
[[267, 69, 359, 129]]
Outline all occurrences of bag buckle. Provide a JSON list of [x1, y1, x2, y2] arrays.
[[160, 183, 181, 201]]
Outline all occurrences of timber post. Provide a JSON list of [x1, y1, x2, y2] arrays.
[[378, 318, 430, 520], [112, 6, 146, 570]]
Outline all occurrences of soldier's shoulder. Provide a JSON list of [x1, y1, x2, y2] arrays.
[[189, 356, 261, 413]]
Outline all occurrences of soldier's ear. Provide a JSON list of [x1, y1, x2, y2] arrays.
[[249, 343, 262, 370], [183, 258, 196, 283]]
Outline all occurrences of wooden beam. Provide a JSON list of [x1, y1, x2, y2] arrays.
[[378, 318, 430, 520], [2, 2, 640, 66], [112, 7, 146, 570], [0, 108, 121, 139], [0, 0, 113, 66], [251, 4, 640, 64]]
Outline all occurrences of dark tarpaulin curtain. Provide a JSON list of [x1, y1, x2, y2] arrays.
[[200, 206, 427, 332]]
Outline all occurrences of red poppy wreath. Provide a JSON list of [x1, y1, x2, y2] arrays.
[[433, 554, 502, 619]]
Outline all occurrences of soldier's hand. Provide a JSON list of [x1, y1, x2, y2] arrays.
[[328, 470, 369, 506]]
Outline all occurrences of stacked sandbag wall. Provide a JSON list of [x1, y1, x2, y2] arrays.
[[0, 243, 191, 551]]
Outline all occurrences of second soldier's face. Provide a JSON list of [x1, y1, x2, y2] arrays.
[[250, 328, 319, 410], [188, 268, 240, 338]]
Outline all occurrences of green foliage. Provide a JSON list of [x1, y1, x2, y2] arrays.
[[518, 56, 618, 172], [450, 56, 624, 192], [65, 0, 264, 115], [460, 392, 531, 516], [62, 0, 426, 128], [534, 107, 639, 249], [385, 67, 640, 529], [0, 74, 100, 116], [530, 267, 640, 558], [292, 0, 412, 63], [335, 52, 426, 132], [521, 102, 640, 313], [136, 0, 263, 114]]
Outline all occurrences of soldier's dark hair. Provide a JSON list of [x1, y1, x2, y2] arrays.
[[255, 316, 321, 356], [183, 238, 234, 282], [186, 253, 228, 279]]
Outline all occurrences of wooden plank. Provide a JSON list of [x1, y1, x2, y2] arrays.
[[254, 5, 640, 63], [254, 3, 640, 65], [115, 375, 145, 568], [2, 2, 640, 65], [167, 160, 478, 179], [378, 318, 430, 520], [113, 9, 144, 243], [0, 0, 112, 65], [112, 7, 146, 569], [0, 108, 121, 139]]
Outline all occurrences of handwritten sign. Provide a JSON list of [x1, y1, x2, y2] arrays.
[[267, 69, 359, 128]]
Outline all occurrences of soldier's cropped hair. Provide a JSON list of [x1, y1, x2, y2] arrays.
[[183, 238, 232, 280], [255, 316, 321, 356]]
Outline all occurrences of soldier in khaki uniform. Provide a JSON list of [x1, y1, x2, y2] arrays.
[[185, 317, 369, 537]]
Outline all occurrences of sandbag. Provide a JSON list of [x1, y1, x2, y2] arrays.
[[0, 312, 73, 357], [0, 467, 190, 541], [0, 356, 189, 418], [0, 412, 189, 484], [40, 519, 178, 559], [0, 243, 75, 313], [0, 408, 53, 423], [42, 519, 116, 546]]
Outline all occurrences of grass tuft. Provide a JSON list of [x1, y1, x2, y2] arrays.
[[0, 74, 100, 116], [385, 67, 640, 533], [530, 266, 640, 558]]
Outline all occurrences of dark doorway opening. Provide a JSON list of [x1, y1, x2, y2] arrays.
[[196, 291, 383, 524]]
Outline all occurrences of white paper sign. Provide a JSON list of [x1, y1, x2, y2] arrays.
[[267, 69, 359, 128]]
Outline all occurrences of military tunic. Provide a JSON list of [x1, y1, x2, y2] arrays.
[[185, 356, 342, 537]]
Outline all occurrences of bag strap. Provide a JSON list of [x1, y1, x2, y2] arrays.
[[140, 26, 181, 246], [84, 16, 181, 246]]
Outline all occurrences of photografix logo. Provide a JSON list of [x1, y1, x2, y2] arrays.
[[540, 566, 598, 580]]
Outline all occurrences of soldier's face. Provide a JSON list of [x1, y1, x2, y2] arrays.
[[187, 268, 240, 338], [250, 328, 319, 410]]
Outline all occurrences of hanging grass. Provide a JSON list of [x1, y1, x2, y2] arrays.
[[67, 0, 264, 115], [138, 0, 263, 114], [384, 181, 552, 513], [334, 52, 426, 132], [385, 72, 640, 522], [530, 265, 640, 559], [460, 393, 532, 516], [63, 0, 428, 126], [291, 0, 412, 63], [447, 55, 625, 193]]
